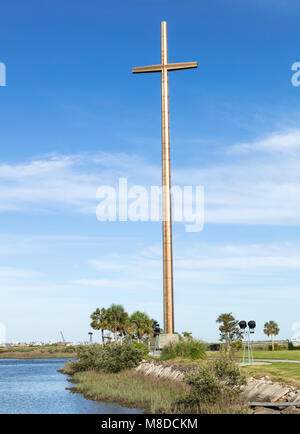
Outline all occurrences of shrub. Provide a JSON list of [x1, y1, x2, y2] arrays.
[[58, 345, 76, 353], [60, 342, 145, 374], [287, 342, 300, 351], [97, 342, 146, 373], [207, 343, 220, 351], [160, 339, 206, 361], [134, 342, 149, 358], [231, 340, 242, 351], [268, 343, 283, 351], [252, 344, 269, 351], [179, 357, 246, 411]]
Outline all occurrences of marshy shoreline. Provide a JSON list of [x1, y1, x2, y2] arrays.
[[60, 364, 189, 414], [61, 359, 300, 415], [59, 357, 248, 414]]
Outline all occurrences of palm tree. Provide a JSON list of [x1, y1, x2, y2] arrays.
[[182, 331, 192, 340], [119, 314, 133, 340], [106, 304, 129, 343], [263, 321, 280, 351], [131, 311, 154, 342], [90, 307, 109, 344]]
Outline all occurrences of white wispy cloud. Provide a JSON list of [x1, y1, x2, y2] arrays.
[[72, 279, 129, 288], [0, 127, 300, 225], [0, 267, 43, 280], [229, 129, 300, 154], [72, 278, 158, 290], [0, 152, 157, 214], [2, 240, 298, 298], [1, 238, 299, 342], [84, 241, 300, 290], [89, 259, 127, 272]]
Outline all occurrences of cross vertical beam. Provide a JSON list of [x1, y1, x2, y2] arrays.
[[161, 21, 174, 335], [132, 22, 198, 335]]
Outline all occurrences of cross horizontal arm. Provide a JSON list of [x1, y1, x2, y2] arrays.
[[166, 61, 198, 71], [132, 64, 162, 74], [132, 61, 198, 74]]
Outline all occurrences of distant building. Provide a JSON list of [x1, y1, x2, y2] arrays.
[[0, 342, 22, 348]]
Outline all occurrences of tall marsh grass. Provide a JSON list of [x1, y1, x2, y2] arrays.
[[160, 339, 207, 361], [68, 370, 188, 413]]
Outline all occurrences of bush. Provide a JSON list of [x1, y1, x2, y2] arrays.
[[268, 343, 283, 351], [61, 342, 145, 374], [58, 345, 76, 353], [230, 340, 242, 351], [160, 339, 206, 361], [287, 342, 300, 351], [252, 344, 269, 351], [134, 342, 149, 358], [179, 357, 246, 410], [207, 343, 220, 351]]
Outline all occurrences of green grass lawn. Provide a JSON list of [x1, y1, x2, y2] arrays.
[[207, 350, 300, 361], [235, 350, 300, 361], [242, 362, 300, 386], [166, 356, 300, 387], [180, 351, 300, 386]]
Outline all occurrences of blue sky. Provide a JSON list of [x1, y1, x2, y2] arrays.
[[1, 0, 300, 343]]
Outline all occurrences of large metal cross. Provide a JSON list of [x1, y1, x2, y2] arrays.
[[132, 21, 198, 335]]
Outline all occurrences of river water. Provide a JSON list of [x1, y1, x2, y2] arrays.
[[0, 358, 141, 414]]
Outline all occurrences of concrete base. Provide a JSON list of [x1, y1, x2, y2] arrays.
[[158, 333, 179, 349]]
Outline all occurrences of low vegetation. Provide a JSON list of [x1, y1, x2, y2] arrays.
[[0, 344, 76, 359], [66, 370, 188, 413], [160, 338, 207, 361], [60, 342, 147, 374], [177, 357, 247, 414], [56, 308, 297, 413], [60, 339, 247, 413]]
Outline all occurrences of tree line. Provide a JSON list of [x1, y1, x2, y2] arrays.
[[217, 313, 280, 351], [90, 304, 160, 344]]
